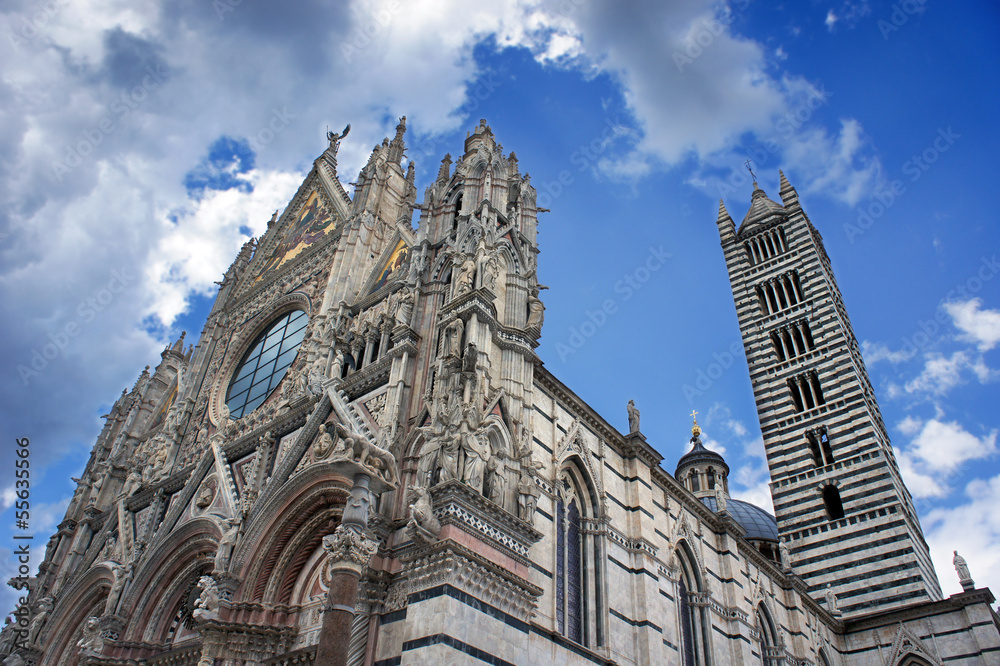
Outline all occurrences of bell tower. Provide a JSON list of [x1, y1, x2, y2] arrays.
[[716, 171, 942, 616]]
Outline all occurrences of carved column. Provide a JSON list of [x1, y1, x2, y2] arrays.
[[315, 469, 394, 666]]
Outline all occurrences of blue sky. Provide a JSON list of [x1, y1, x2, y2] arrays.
[[1, 0, 998, 615]]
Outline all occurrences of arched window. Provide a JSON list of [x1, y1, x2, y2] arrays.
[[756, 603, 780, 665], [706, 467, 716, 490], [555, 462, 606, 648], [823, 485, 845, 520], [817, 647, 833, 666], [675, 542, 710, 666]]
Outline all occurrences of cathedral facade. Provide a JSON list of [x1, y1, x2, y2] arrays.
[[4, 119, 999, 665]]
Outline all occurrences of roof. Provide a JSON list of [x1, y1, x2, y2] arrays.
[[676, 436, 728, 476], [738, 186, 788, 234], [700, 496, 779, 542]]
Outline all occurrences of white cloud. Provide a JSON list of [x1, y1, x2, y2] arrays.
[[904, 351, 996, 396], [895, 418, 997, 498], [924, 474, 1000, 597], [945, 299, 1000, 352], [863, 339, 917, 365], [896, 447, 948, 499], [825, 10, 839, 31], [897, 415, 923, 436]]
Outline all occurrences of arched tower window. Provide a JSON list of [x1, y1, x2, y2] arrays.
[[675, 541, 710, 666], [554, 462, 606, 648], [823, 484, 845, 520]]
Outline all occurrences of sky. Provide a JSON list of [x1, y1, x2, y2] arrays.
[[1, 0, 999, 616]]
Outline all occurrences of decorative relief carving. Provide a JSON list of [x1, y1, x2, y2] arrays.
[[323, 524, 379, 567]]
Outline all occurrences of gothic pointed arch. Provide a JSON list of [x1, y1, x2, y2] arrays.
[[37, 566, 111, 666], [755, 600, 781, 665], [672, 538, 712, 666]]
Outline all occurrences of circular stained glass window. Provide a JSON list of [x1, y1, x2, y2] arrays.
[[226, 310, 308, 418]]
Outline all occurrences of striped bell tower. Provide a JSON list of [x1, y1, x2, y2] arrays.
[[715, 170, 942, 617]]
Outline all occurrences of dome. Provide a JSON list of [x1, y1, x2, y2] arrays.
[[700, 496, 779, 542], [675, 435, 728, 477]]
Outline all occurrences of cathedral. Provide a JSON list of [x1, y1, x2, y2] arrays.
[[4, 118, 999, 665]]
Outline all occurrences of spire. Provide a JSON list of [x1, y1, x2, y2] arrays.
[[716, 198, 735, 241], [387, 116, 407, 164], [437, 153, 452, 182], [778, 169, 799, 207], [739, 185, 788, 233]]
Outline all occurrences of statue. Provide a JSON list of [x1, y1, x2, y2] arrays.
[[195, 483, 215, 509], [715, 488, 726, 514], [88, 463, 108, 504], [192, 575, 221, 621], [455, 254, 476, 296], [437, 419, 462, 483], [481, 249, 499, 292], [824, 584, 839, 615], [627, 399, 640, 434], [406, 486, 441, 544], [105, 560, 132, 613], [526, 285, 546, 329], [443, 316, 464, 358], [394, 288, 415, 326], [779, 539, 791, 571], [462, 342, 478, 374], [313, 424, 335, 459], [326, 123, 351, 154], [487, 455, 508, 508], [954, 550, 974, 588], [459, 409, 489, 493], [121, 469, 142, 498], [331, 423, 399, 486], [213, 516, 241, 574], [517, 470, 540, 526], [26, 596, 54, 646], [77, 616, 104, 656]]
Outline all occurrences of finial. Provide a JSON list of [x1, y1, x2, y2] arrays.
[[690, 410, 701, 437], [744, 159, 757, 187]]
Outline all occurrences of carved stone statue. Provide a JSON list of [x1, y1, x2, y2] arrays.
[[77, 616, 104, 656], [331, 423, 399, 486], [195, 483, 215, 509], [715, 488, 726, 514], [481, 250, 499, 292], [459, 409, 489, 493], [954, 550, 974, 588], [443, 316, 464, 358], [88, 463, 108, 504], [526, 285, 545, 329], [26, 596, 54, 646], [105, 560, 132, 613], [437, 419, 462, 484], [192, 575, 221, 621], [313, 424, 335, 459], [121, 469, 142, 498], [487, 455, 508, 508], [779, 539, 791, 571], [627, 399, 640, 434], [407, 486, 441, 544], [824, 584, 839, 614], [517, 470, 540, 526], [213, 516, 241, 574], [100, 535, 119, 562], [394, 288, 414, 326], [455, 254, 476, 296]]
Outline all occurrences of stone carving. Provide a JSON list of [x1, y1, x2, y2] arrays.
[[100, 534, 120, 562], [715, 488, 727, 514], [954, 550, 975, 589], [193, 575, 221, 621], [331, 423, 399, 486], [824, 584, 840, 615], [486, 454, 509, 509], [213, 516, 242, 574], [106, 560, 133, 613], [88, 462, 108, 504], [323, 524, 379, 567], [394, 287, 414, 326], [526, 284, 546, 329], [406, 486, 441, 544], [517, 470, 540, 526], [121, 469, 142, 498], [779, 539, 791, 571], [627, 399, 640, 434], [195, 482, 215, 509], [443, 315, 464, 358], [26, 596, 53, 646], [481, 249, 499, 292], [313, 424, 335, 459], [77, 616, 104, 657], [458, 408, 489, 493], [455, 254, 476, 296]]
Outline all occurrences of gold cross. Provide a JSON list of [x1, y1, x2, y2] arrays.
[[690, 410, 698, 422]]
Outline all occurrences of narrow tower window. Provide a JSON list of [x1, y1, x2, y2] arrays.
[[822, 485, 845, 520]]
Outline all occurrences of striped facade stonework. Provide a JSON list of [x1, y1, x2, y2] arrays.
[[715, 171, 942, 617]]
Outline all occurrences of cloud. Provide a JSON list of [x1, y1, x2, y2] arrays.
[[904, 351, 996, 396], [825, 10, 839, 31], [895, 418, 997, 498], [863, 340, 917, 365], [945, 299, 1000, 352], [924, 474, 1000, 597]]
